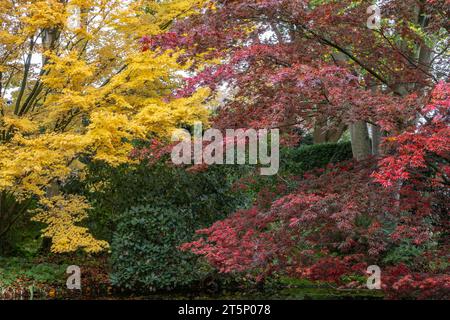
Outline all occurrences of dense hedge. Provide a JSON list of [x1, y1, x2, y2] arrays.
[[281, 142, 353, 174], [80, 161, 248, 291], [110, 205, 209, 290]]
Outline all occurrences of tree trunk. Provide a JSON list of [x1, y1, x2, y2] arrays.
[[313, 116, 328, 144], [350, 121, 371, 161]]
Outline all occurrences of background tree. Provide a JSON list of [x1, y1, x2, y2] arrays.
[[144, 0, 448, 155], [148, 0, 450, 297]]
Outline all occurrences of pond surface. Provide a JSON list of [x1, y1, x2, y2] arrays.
[[93, 287, 383, 300]]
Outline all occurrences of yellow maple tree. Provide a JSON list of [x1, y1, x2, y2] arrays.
[[0, 0, 210, 253]]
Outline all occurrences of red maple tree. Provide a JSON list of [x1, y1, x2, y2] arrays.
[[143, 0, 449, 298]]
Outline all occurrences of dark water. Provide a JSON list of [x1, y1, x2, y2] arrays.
[[93, 287, 383, 300], [1, 283, 384, 300]]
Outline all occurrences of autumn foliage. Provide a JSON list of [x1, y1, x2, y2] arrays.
[[0, 0, 448, 300], [143, 0, 450, 298]]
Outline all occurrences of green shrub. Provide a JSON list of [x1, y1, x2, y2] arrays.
[[110, 205, 212, 290], [281, 142, 353, 174], [0, 257, 67, 288], [80, 160, 248, 291], [382, 240, 431, 267]]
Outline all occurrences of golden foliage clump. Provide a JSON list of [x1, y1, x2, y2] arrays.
[[0, 0, 211, 253], [32, 195, 109, 253]]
